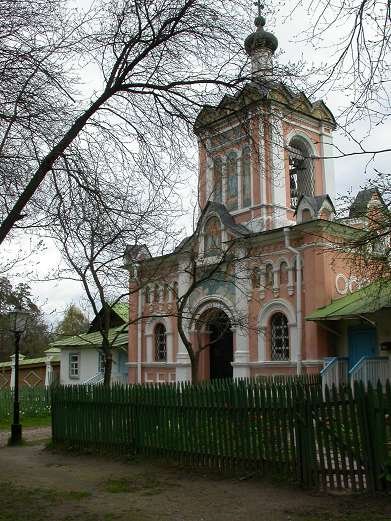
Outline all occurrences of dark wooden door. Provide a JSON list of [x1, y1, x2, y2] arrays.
[[209, 323, 233, 379]]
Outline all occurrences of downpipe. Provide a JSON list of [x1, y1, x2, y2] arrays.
[[284, 227, 303, 376]]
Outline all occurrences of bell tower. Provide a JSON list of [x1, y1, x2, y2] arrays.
[[194, 4, 336, 232]]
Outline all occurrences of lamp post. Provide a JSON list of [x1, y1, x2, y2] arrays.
[[8, 306, 30, 445]]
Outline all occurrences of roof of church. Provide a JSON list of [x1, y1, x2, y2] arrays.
[[194, 82, 336, 131], [124, 244, 151, 260], [244, 15, 278, 56], [204, 202, 251, 236], [295, 194, 335, 215], [349, 188, 385, 218]]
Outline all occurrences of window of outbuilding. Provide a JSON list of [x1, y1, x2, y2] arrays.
[[69, 353, 80, 379]]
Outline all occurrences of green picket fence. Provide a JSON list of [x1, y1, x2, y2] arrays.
[[0, 387, 51, 419], [51, 377, 391, 492]]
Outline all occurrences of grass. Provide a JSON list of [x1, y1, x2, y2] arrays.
[[0, 481, 90, 521], [0, 415, 51, 431], [102, 472, 178, 496]]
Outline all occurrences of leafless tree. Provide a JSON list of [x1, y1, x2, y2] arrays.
[[41, 136, 182, 384], [288, 0, 391, 148], [0, 0, 260, 245]]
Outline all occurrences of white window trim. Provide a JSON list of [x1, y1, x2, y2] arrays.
[[69, 352, 80, 380]]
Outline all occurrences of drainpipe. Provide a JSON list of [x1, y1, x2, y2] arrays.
[[284, 228, 302, 375], [137, 286, 142, 384], [134, 263, 142, 384]]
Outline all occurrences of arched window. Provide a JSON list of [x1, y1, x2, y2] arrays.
[[226, 152, 238, 210], [171, 281, 178, 301], [204, 217, 222, 256], [301, 208, 312, 222], [213, 158, 222, 203], [271, 313, 289, 361], [154, 324, 167, 361], [153, 284, 160, 303], [251, 267, 260, 289], [145, 286, 151, 304], [279, 262, 288, 285], [289, 137, 314, 209], [265, 264, 273, 287], [162, 283, 169, 302], [241, 146, 251, 208]]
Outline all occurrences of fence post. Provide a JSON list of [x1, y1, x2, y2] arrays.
[[295, 385, 315, 488], [355, 381, 377, 493]]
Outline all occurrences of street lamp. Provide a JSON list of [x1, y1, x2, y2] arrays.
[[8, 306, 30, 445]]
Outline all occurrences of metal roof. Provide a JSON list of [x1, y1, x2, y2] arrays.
[[306, 279, 391, 321], [50, 325, 128, 350]]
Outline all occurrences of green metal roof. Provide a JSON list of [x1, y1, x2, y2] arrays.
[[111, 302, 129, 322], [0, 354, 60, 368], [50, 325, 128, 349], [306, 279, 391, 321]]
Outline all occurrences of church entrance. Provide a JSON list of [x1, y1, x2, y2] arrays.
[[207, 309, 233, 379]]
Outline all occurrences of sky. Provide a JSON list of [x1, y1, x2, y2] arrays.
[[4, 0, 390, 325]]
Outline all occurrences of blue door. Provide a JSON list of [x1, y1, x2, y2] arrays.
[[348, 328, 377, 369]]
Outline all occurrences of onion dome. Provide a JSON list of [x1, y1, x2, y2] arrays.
[[244, 15, 278, 55]]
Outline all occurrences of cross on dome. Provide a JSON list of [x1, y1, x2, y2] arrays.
[[253, 0, 264, 17]]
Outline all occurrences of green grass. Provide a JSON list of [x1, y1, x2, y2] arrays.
[[102, 472, 178, 496], [0, 415, 51, 431], [0, 481, 90, 521]]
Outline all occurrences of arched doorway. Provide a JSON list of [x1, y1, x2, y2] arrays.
[[206, 309, 233, 379]]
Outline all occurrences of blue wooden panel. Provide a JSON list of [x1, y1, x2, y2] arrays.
[[348, 328, 377, 369]]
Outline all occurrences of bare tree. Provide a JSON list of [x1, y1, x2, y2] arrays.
[[0, 0, 257, 244], [40, 135, 182, 384], [288, 0, 391, 144]]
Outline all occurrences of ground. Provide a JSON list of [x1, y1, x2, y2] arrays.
[[0, 427, 390, 521]]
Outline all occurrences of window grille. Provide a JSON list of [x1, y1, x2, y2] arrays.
[[289, 140, 314, 209], [69, 353, 80, 379], [154, 324, 167, 361], [271, 313, 289, 361]]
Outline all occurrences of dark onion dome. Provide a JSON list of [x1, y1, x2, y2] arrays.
[[244, 15, 278, 55]]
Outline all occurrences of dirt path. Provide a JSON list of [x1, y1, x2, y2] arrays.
[[0, 441, 389, 521], [0, 426, 51, 447]]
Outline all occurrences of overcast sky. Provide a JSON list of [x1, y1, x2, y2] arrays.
[[6, 0, 390, 325]]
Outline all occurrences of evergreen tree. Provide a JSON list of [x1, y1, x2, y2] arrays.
[[0, 276, 52, 361], [55, 304, 89, 338]]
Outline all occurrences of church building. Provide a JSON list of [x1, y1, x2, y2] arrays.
[[125, 11, 390, 385]]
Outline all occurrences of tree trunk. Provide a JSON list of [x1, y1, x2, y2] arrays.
[[0, 90, 112, 245], [191, 351, 199, 384], [102, 334, 112, 386]]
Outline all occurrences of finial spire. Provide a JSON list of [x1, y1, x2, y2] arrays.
[[253, 1, 264, 17]]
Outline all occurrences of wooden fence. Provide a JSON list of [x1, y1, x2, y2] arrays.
[[51, 377, 391, 492], [0, 387, 51, 418]]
